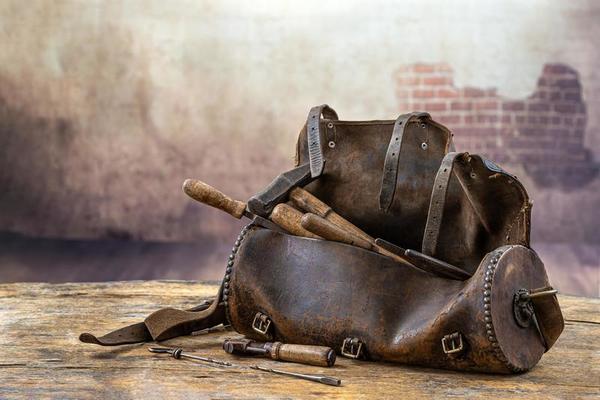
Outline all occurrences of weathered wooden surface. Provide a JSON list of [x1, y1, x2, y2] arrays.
[[0, 281, 598, 399]]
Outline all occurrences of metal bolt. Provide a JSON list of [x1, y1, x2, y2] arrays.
[[421, 142, 428, 150], [328, 141, 336, 148]]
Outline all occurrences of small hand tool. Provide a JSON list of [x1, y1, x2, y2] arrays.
[[222, 338, 336, 367], [148, 347, 341, 387], [182, 179, 284, 233]]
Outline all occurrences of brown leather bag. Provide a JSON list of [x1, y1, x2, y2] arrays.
[[81, 105, 563, 374]]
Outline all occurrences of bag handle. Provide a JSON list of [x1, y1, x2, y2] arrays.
[[307, 104, 338, 178], [379, 112, 431, 211]]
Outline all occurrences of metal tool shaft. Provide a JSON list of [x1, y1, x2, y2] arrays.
[[148, 347, 341, 387]]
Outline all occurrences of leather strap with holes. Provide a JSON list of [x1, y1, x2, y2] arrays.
[[422, 152, 465, 256], [379, 112, 431, 211], [307, 105, 339, 178]]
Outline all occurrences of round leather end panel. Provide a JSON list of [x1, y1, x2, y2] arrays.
[[490, 245, 549, 372]]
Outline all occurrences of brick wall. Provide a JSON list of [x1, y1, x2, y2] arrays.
[[395, 63, 598, 188]]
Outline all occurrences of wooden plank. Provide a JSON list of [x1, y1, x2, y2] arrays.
[[0, 281, 598, 399]]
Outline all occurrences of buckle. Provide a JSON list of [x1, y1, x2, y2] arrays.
[[441, 332, 464, 355], [341, 337, 364, 359], [252, 312, 272, 337]]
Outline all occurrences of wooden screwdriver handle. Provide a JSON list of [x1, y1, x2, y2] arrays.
[[182, 179, 246, 219], [273, 343, 336, 367], [270, 204, 321, 239], [289, 187, 374, 243], [301, 213, 372, 250]]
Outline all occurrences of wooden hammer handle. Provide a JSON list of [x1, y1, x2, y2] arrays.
[[289, 187, 374, 243], [182, 179, 246, 219]]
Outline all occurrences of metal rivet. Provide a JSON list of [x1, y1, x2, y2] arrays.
[[486, 323, 492, 329], [421, 142, 428, 150], [327, 122, 334, 129], [223, 288, 229, 295], [222, 294, 228, 301], [420, 123, 426, 129], [224, 282, 229, 288], [470, 172, 476, 178], [484, 310, 491, 316], [484, 297, 490, 304], [328, 141, 335, 148], [226, 267, 232, 274], [484, 304, 490, 310], [484, 316, 491, 322], [489, 336, 496, 342], [228, 255, 234, 260], [487, 330, 493, 335], [484, 290, 490, 296]]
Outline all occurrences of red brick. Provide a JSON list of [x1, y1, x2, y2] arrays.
[[413, 89, 435, 98], [462, 87, 486, 97], [477, 115, 499, 123], [556, 79, 580, 89], [436, 89, 459, 98], [423, 76, 452, 86], [413, 64, 436, 73], [474, 101, 499, 110], [528, 102, 550, 112], [554, 103, 576, 113], [502, 101, 525, 111], [549, 91, 562, 101], [437, 115, 461, 124], [451, 101, 472, 111], [423, 102, 447, 112], [564, 92, 581, 101]]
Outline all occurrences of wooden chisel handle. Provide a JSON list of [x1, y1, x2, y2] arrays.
[[274, 343, 336, 367], [182, 179, 247, 219], [271, 204, 321, 239], [289, 187, 374, 243], [301, 213, 372, 249]]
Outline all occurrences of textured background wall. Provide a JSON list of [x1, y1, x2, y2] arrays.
[[0, 1, 598, 296]]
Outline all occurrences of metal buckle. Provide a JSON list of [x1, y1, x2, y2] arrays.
[[252, 312, 272, 337], [441, 332, 464, 355], [341, 337, 364, 359]]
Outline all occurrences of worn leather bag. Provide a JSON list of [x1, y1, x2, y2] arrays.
[[81, 105, 563, 374]]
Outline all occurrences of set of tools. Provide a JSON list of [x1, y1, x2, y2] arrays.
[[148, 344, 341, 387], [182, 178, 471, 280]]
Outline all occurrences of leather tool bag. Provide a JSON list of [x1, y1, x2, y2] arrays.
[[81, 105, 563, 374]]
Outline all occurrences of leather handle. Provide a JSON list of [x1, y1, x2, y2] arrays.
[[274, 343, 336, 367], [271, 204, 321, 239], [183, 179, 246, 219]]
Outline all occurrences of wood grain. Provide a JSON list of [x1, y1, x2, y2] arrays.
[[0, 281, 598, 399]]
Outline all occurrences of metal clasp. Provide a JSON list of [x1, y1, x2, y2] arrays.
[[252, 312, 272, 337], [441, 332, 464, 355], [341, 337, 364, 359]]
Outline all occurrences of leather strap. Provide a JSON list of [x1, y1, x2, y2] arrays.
[[379, 112, 431, 211], [79, 298, 224, 346], [422, 152, 465, 256], [307, 105, 338, 178]]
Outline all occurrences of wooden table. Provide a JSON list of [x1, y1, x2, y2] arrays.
[[0, 281, 598, 399]]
